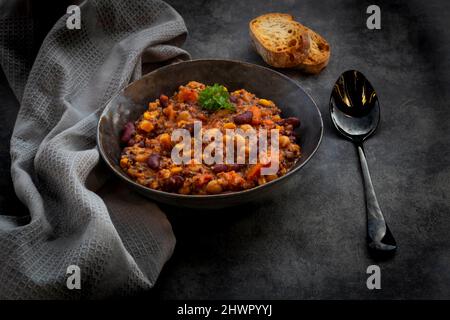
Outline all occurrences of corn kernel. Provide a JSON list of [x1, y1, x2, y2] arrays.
[[170, 166, 182, 174], [258, 98, 273, 107], [144, 110, 159, 120]]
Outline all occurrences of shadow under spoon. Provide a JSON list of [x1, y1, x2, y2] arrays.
[[329, 70, 397, 258]]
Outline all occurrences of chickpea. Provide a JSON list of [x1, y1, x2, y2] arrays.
[[135, 153, 148, 163], [177, 110, 191, 121], [206, 180, 223, 194], [279, 135, 290, 148], [159, 169, 171, 179], [240, 124, 253, 132], [120, 157, 129, 168]]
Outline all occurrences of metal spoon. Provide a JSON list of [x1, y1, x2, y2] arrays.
[[330, 70, 397, 256]]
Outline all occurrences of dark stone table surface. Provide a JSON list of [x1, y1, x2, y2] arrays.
[[1, 0, 449, 299]]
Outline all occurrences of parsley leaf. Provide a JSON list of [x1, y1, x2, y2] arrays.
[[198, 84, 235, 112]]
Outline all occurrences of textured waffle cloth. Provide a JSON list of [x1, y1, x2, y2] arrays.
[[0, 0, 190, 299]]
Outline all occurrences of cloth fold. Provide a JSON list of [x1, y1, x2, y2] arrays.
[[0, 0, 189, 299]]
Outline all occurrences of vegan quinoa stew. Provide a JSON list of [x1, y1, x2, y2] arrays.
[[119, 81, 302, 195]]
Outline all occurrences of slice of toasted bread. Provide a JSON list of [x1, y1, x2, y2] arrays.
[[249, 13, 330, 74], [249, 13, 310, 68]]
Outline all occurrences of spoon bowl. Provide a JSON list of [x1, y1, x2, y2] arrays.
[[330, 70, 380, 142]]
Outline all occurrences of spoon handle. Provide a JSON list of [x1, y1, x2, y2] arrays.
[[356, 144, 389, 246]]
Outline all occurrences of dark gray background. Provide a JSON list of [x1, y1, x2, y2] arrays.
[[1, 0, 449, 299]]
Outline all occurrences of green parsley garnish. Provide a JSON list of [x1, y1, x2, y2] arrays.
[[198, 84, 235, 112]]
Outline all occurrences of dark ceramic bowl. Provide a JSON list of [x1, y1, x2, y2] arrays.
[[97, 59, 323, 209]]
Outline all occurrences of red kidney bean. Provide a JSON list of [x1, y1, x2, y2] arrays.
[[121, 122, 135, 143], [160, 94, 169, 108], [167, 175, 184, 191], [212, 163, 244, 173], [233, 111, 253, 124], [230, 95, 239, 103], [285, 117, 301, 128], [212, 164, 228, 173], [147, 154, 161, 170]]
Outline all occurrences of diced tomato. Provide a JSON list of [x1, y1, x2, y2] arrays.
[[163, 105, 176, 121], [246, 163, 263, 180], [250, 106, 262, 125], [178, 87, 198, 103]]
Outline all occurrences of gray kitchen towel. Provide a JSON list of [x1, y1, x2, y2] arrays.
[[0, 0, 190, 299]]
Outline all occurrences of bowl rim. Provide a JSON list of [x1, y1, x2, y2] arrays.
[[97, 58, 324, 200]]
